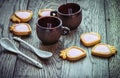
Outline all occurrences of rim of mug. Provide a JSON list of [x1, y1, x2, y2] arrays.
[[58, 3, 82, 16], [36, 16, 62, 29]]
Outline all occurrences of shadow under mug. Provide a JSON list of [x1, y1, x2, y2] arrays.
[[51, 3, 82, 30], [36, 16, 70, 45]]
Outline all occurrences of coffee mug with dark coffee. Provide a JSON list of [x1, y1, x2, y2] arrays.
[[51, 3, 82, 30], [36, 16, 70, 45]]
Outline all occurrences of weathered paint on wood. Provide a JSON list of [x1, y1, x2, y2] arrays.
[[0, 0, 120, 78], [105, 0, 120, 78]]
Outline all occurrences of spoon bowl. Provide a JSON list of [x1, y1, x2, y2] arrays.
[[0, 38, 19, 53]]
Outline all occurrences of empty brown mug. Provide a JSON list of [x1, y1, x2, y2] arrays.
[[51, 3, 82, 30], [36, 16, 70, 45]]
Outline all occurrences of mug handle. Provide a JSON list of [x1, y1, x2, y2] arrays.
[[50, 11, 57, 16], [61, 26, 70, 35]]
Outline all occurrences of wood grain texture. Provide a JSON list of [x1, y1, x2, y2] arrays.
[[13, 0, 65, 78], [0, 0, 119, 78], [12, 0, 43, 78], [105, 0, 120, 78], [61, 0, 109, 78], [0, 0, 18, 78]]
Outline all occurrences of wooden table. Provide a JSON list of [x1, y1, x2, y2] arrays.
[[0, 0, 120, 78]]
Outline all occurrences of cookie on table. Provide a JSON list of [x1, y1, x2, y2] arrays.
[[38, 9, 53, 17], [10, 10, 33, 23], [60, 46, 86, 61], [10, 23, 32, 36], [92, 43, 117, 57], [80, 32, 101, 46]]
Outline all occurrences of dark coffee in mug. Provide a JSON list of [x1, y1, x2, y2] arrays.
[[58, 3, 80, 14], [38, 17, 60, 28]]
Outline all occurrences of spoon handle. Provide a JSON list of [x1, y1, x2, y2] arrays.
[[17, 51, 42, 68], [13, 37, 36, 51]]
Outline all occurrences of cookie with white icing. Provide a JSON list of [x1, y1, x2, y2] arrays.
[[92, 43, 117, 57], [10, 23, 31, 36], [60, 46, 86, 61], [11, 10, 33, 23], [80, 32, 101, 46], [38, 9, 53, 17]]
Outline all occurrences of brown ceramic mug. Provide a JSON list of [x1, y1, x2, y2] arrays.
[[51, 3, 82, 30], [36, 16, 70, 45]]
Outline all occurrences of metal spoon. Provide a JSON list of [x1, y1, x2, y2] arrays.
[[13, 37, 53, 59], [0, 38, 42, 68]]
